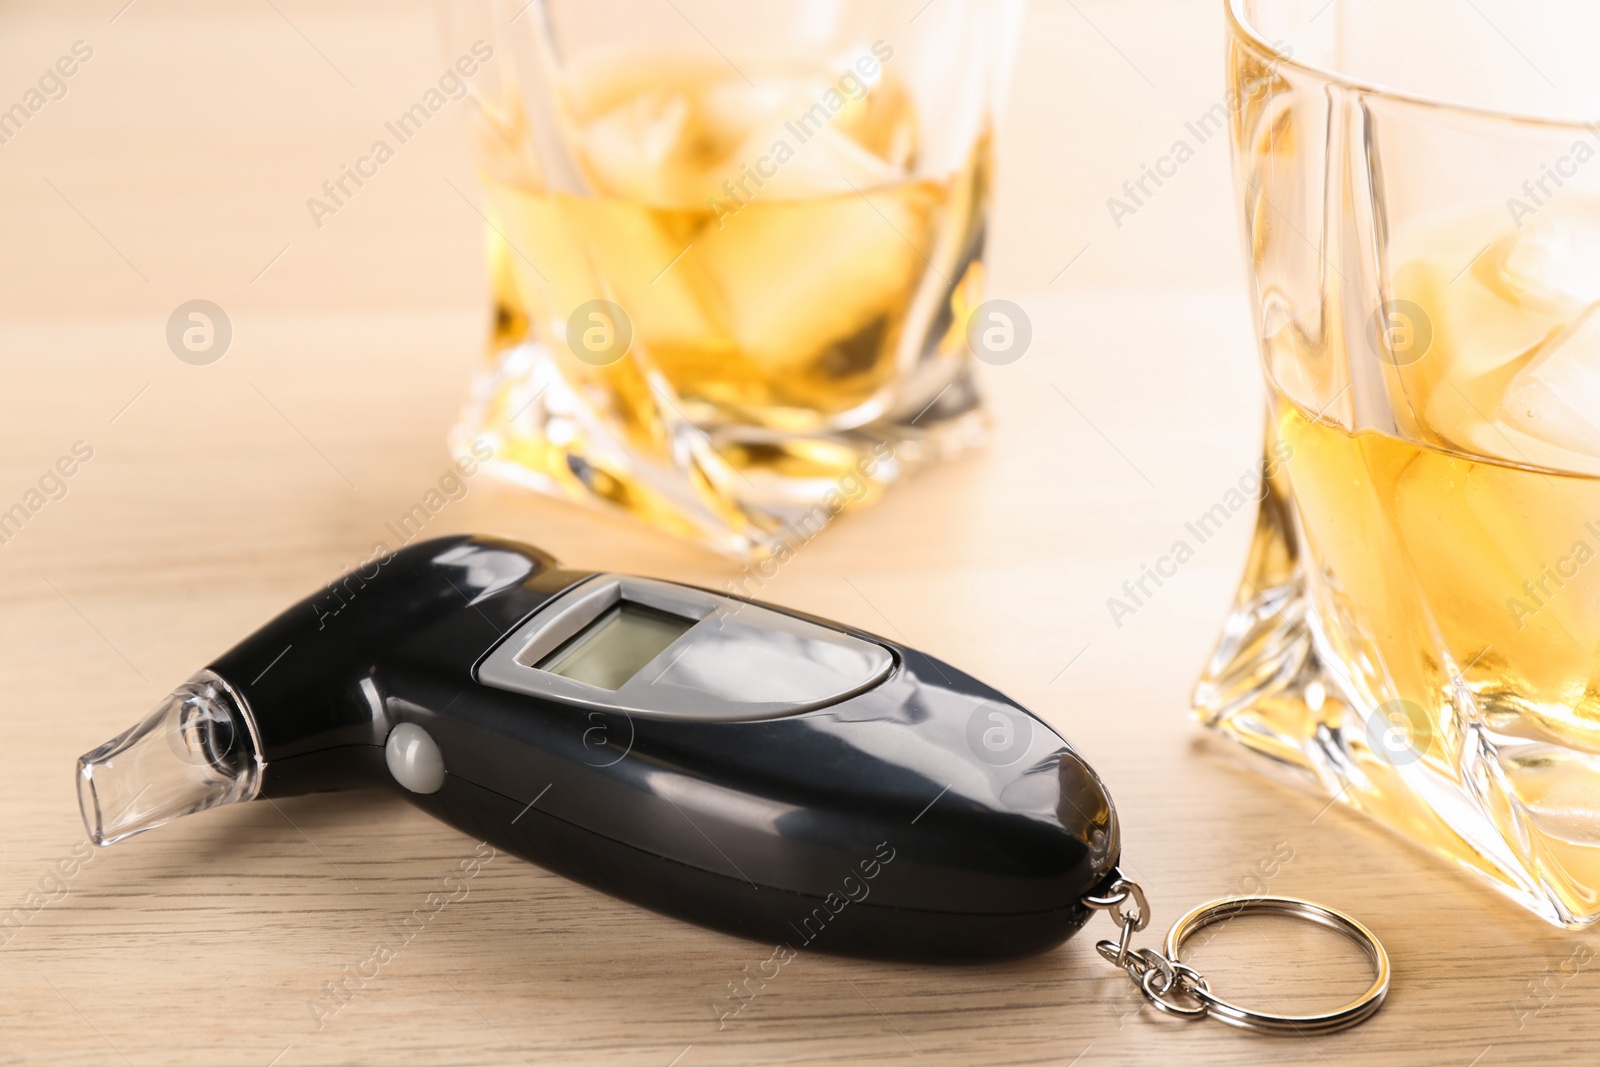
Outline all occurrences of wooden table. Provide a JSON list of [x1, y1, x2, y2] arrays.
[[1, 1, 1591, 1064]]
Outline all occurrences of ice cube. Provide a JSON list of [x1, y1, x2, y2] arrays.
[[1497, 205, 1600, 310], [563, 47, 917, 209], [1498, 304, 1600, 461], [721, 122, 903, 203], [698, 74, 821, 147], [692, 180, 937, 385], [572, 89, 695, 203], [832, 75, 918, 172]]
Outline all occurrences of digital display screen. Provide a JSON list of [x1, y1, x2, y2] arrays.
[[538, 602, 695, 690]]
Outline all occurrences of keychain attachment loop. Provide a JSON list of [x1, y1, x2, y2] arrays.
[[1084, 876, 1149, 937], [1083, 871, 1389, 1035]]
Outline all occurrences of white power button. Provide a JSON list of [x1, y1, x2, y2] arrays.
[[385, 723, 445, 794]]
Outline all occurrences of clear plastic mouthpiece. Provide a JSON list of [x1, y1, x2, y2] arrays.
[[77, 670, 264, 846]]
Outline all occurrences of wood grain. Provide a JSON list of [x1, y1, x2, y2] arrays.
[[0, 1, 1589, 1064]]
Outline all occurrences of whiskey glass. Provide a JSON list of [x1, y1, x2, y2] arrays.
[[1199, 0, 1600, 925], [442, 0, 1023, 556]]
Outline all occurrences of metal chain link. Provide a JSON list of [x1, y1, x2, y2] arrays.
[[1083, 872, 1209, 1020]]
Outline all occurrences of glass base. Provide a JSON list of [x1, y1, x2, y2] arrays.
[[1195, 459, 1600, 929], [449, 339, 987, 559]]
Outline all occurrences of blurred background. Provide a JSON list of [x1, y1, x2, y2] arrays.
[[0, 0, 1257, 687]]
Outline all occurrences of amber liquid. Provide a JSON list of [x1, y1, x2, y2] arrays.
[[477, 48, 986, 434]]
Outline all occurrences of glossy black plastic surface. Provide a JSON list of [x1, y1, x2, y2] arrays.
[[209, 535, 1120, 961]]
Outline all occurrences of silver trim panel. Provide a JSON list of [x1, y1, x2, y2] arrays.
[[477, 575, 894, 721]]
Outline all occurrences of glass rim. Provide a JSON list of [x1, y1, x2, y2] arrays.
[[1226, 0, 1597, 133]]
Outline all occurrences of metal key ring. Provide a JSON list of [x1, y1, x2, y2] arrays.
[[1163, 895, 1390, 1035]]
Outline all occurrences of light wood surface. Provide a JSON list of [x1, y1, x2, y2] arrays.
[[2, 1, 1593, 1064]]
